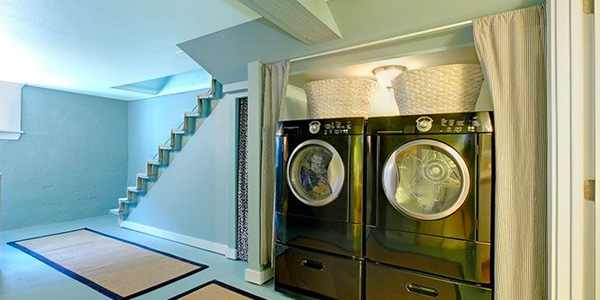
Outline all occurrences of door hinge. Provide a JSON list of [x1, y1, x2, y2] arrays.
[[584, 179, 595, 201], [584, 0, 594, 14]]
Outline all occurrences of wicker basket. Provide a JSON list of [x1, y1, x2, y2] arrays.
[[304, 78, 378, 118], [392, 64, 484, 115]]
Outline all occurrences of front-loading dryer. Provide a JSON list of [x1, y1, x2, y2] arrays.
[[365, 112, 494, 300], [274, 117, 365, 300]]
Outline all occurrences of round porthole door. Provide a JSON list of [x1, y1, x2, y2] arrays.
[[287, 139, 345, 207], [382, 139, 470, 220]]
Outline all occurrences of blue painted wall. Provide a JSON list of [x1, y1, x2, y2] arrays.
[[127, 90, 205, 186], [0, 86, 128, 230], [124, 92, 243, 254]]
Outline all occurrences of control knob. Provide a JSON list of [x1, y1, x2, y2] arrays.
[[416, 116, 433, 132], [309, 121, 321, 134]]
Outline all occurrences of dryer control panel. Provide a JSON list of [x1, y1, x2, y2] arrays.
[[366, 112, 494, 135]]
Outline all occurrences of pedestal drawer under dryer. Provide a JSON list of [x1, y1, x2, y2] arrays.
[[366, 261, 492, 300], [275, 244, 362, 300]]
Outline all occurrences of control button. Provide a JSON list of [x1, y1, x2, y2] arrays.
[[324, 123, 331, 130], [343, 129, 349, 134], [448, 119, 455, 126], [334, 129, 340, 134], [472, 120, 481, 127], [347, 123, 352, 130], [335, 122, 342, 129], [441, 118, 447, 126], [309, 121, 321, 134], [416, 116, 434, 132], [456, 120, 465, 126]]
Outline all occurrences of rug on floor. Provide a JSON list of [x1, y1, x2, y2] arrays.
[[8, 228, 208, 300], [168, 280, 266, 300]]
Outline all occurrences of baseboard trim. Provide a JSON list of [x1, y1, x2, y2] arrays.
[[245, 267, 274, 285], [121, 221, 237, 259]]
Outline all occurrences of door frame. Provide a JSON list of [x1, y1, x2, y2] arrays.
[[547, 0, 593, 299]]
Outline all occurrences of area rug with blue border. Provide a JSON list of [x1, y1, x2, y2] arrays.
[[168, 280, 265, 300], [8, 228, 208, 300]]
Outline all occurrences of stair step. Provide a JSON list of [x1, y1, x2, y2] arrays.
[[159, 145, 175, 151], [184, 111, 202, 118], [127, 186, 142, 193], [109, 208, 121, 215], [137, 173, 155, 181], [171, 129, 186, 135], [148, 159, 165, 166], [118, 197, 131, 204]]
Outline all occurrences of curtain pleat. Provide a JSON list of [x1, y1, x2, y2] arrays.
[[473, 5, 547, 300], [260, 61, 290, 266]]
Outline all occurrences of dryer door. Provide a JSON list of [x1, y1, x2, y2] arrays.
[[382, 139, 470, 220], [287, 139, 345, 207]]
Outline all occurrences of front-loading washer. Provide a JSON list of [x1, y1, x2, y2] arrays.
[[365, 112, 494, 300], [274, 117, 365, 300]]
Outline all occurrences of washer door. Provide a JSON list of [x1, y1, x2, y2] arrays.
[[382, 139, 470, 220], [287, 139, 345, 207]]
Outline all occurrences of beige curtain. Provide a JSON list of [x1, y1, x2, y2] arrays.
[[473, 5, 547, 300], [260, 61, 290, 266]]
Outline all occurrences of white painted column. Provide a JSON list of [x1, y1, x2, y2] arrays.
[[547, 1, 571, 299], [245, 61, 274, 284]]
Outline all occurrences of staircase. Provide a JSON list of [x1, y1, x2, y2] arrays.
[[111, 79, 223, 224]]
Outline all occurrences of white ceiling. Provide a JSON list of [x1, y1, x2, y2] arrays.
[[0, 0, 260, 100]]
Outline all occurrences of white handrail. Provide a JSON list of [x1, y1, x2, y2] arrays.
[[290, 20, 473, 63]]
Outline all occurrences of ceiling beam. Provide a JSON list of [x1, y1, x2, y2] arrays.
[[237, 0, 342, 45]]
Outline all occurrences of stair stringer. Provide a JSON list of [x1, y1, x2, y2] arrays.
[[121, 93, 239, 258]]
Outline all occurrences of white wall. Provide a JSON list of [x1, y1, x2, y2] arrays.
[[281, 85, 308, 120]]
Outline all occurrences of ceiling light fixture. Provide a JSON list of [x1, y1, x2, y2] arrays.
[[372, 65, 407, 90]]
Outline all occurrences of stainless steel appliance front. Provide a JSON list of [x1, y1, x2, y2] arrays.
[[274, 118, 365, 300], [365, 112, 494, 298]]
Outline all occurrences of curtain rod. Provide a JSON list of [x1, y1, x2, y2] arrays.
[[290, 20, 473, 63]]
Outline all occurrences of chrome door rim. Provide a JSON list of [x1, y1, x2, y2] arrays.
[[382, 139, 471, 220], [287, 139, 345, 207]]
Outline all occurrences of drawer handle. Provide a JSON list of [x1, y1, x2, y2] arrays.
[[301, 259, 323, 271], [406, 283, 439, 298]]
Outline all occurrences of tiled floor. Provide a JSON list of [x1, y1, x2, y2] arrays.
[[0, 215, 298, 300]]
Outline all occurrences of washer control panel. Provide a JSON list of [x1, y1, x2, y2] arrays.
[[278, 118, 365, 136], [321, 120, 353, 135]]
